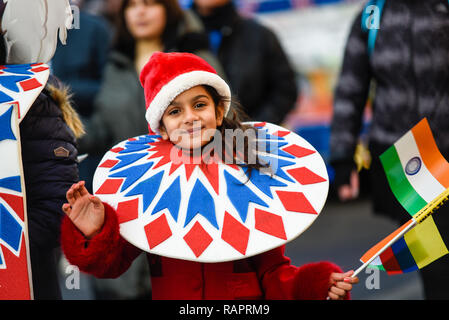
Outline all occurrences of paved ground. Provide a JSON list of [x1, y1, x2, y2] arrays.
[[58, 196, 424, 300]]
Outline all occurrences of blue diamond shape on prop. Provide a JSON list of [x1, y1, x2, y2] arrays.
[[0, 90, 13, 104], [224, 170, 268, 223], [185, 180, 218, 229], [152, 176, 181, 221], [118, 144, 150, 154], [0, 106, 16, 142], [125, 171, 164, 212], [0, 203, 23, 252], [243, 168, 287, 199], [2, 64, 33, 75], [110, 153, 147, 172], [0, 75, 30, 92], [0, 176, 21, 192], [109, 162, 154, 192]]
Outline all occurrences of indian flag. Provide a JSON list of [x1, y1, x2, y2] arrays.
[[380, 118, 449, 215], [358, 118, 449, 275]]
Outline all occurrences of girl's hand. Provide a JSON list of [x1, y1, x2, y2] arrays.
[[327, 270, 359, 300], [62, 181, 105, 239]]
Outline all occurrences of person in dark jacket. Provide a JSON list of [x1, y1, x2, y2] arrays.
[[51, 0, 111, 195], [191, 0, 298, 125], [20, 78, 85, 299], [330, 0, 449, 299]]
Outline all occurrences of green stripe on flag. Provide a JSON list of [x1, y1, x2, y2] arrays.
[[368, 265, 385, 272], [380, 146, 427, 215]]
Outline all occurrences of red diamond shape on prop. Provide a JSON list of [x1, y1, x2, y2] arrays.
[[273, 130, 290, 137], [20, 78, 42, 91], [276, 191, 317, 214], [287, 167, 326, 185], [282, 145, 315, 158], [30, 66, 49, 73], [95, 179, 123, 194], [99, 159, 119, 168], [110, 147, 124, 153], [221, 212, 249, 255], [116, 198, 139, 224], [183, 221, 213, 257], [254, 209, 287, 240], [200, 162, 219, 194], [144, 214, 172, 249]]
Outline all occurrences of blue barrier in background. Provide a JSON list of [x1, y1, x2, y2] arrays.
[[179, 0, 359, 13], [295, 124, 335, 182]]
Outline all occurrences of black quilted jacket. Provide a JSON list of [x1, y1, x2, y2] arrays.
[[20, 84, 79, 250], [331, 0, 449, 167]]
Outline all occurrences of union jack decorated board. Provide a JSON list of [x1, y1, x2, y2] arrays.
[[0, 63, 50, 299], [93, 122, 329, 262]]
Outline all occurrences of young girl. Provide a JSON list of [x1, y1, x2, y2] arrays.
[[61, 52, 358, 300]]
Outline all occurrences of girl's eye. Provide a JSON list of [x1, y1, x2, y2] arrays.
[[194, 103, 206, 109], [168, 109, 179, 116]]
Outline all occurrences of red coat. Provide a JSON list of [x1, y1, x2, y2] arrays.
[[61, 203, 347, 300]]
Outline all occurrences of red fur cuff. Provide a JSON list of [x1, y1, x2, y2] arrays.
[[60, 202, 122, 276]]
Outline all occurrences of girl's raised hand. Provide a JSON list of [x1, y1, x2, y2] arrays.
[[328, 270, 359, 300], [62, 181, 105, 239]]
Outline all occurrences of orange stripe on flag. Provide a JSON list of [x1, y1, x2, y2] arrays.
[[360, 219, 415, 263], [411, 118, 449, 188]]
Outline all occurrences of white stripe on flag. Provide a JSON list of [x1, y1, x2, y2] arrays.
[[394, 131, 445, 202], [370, 256, 382, 266]]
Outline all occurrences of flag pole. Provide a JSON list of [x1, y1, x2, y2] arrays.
[[412, 187, 449, 224], [352, 187, 449, 278]]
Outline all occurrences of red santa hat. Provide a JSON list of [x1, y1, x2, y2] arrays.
[[140, 52, 231, 134]]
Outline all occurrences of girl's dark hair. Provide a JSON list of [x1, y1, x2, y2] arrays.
[[201, 85, 270, 176], [114, 0, 184, 60]]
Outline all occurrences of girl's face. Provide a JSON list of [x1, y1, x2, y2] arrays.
[[160, 86, 224, 151], [125, 0, 166, 40]]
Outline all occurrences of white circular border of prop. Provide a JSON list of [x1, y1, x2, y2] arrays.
[[93, 122, 329, 262]]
